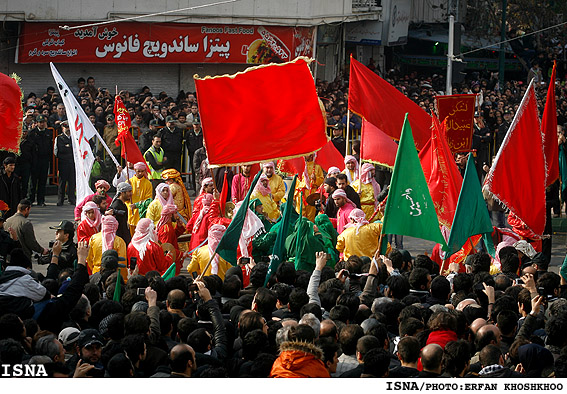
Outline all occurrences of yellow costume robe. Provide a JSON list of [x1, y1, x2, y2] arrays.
[[87, 232, 127, 278], [186, 245, 232, 280], [169, 182, 192, 222], [352, 180, 377, 221], [146, 199, 163, 226], [336, 222, 383, 260], [294, 161, 324, 222], [268, 174, 286, 204], [127, 176, 153, 233], [250, 190, 280, 221]]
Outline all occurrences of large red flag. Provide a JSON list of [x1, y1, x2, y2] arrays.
[[419, 115, 463, 229], [542, 61, 559, 186], [348, 56, 431, 150], [435, 94, 476, 153], [484, 80, 546, 235], [0, 73, 23, 153], [195, 57, 327, 167], [114, 96, 149, 171], [360, 119, 399, 168]]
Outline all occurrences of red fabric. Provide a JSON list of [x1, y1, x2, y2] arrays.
[[315, 140, 346, 172], [437, 234, 482, 274], [114, 96, 149, 171], [542, 61, 559, 186], [484, 83, 546, 236], [158, 221, 186, 275], [419, 116, 463, 229], [360, 119, 399, 168], [195, 58, 327, 166], [76, 220, 98, 244], [426, 330, 458, 349], [278, 156, 305, 176], [349, 56, 431, 150], [0, 73, 23, 153], [0, 201, 9, 211], [219, 172, 228, 217], [127, 241, 172, 276], [435, 94, 476, 153]]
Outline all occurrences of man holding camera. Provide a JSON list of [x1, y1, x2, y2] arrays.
[[48, 220, 78, 270]]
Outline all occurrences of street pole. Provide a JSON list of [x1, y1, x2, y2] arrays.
[[446, 15, 454, 95], [498, 0, 507, 91]]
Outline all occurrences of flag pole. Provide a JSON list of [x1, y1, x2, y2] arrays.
[[346, 110, 351, 155]]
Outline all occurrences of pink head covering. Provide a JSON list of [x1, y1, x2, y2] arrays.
[[360, 163, 381, 208], [155, 183, 174, 207], [95, 179, 110, 192], [262, 161, 275, 168], [199, 177, 214, 195], [131, 218, 159, 260], [332, 189, 354, 207], [208, 224, 226, 275], [343, 155, 359, 183], [327, 166, 341, 176], [348, 208, 369, 234], [133, 161, 146, 171], [101, 215, 119, 252], [344, 155, 358, 165], [81, 201, 102, 230], [255, 174, 271, 196], [192, 194, 214, 234], [157, 204, 177, 230]]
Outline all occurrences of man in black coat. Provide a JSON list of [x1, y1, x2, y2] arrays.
[[54, 121, 76, 206], [161, 116, 184, 172], [185, 119, 204, 191], [0, 157, 22, 219], [29, 115, 53, 206]]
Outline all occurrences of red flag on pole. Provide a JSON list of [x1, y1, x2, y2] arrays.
[[278, 140, 344, 176], [114, 96, 149, 171], [419, 115, 463, 229], [348, 56, 431, 150], [542, 61, 559, 186], [360, 119, 399, 168], [435, 94, 476, 153], [484, 80, 546, 236], [195, 57, 327, 167], [0, 73, 23, 153]]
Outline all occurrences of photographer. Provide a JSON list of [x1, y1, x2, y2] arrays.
[[47, 220, 78, 271]]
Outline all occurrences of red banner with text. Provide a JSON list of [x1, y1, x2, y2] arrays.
[[435, 94, 477, 153], [18, 22, 314, 64]]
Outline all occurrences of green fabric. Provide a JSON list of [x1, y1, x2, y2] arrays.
[[252, 231, 277, 261], [113, 270, 122, 302], [264, 175, 298, 286], [250, 198, 272, 231], [133, 198, 153, 218], [285, 217, 325, 272], [381, 114, 446, 253], [314, 214, 339, 266], [91, 161, 102, 177], [216, 171, 262, 265], [249, 198, 262, 210], [559, 144, 567, 193], [162, 262, 176, 281], [445, 154, 494, 258]]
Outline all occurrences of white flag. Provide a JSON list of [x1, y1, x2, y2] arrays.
[[50, 63, 96, 204]]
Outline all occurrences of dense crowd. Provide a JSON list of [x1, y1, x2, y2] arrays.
[[1, 41, 567, 378]]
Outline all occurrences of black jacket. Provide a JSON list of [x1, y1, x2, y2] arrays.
[[109, 199, 131, 245], [0, 172, 21, 218], [161, 127, 184, 154], [54, 133, 74, 163], [30, 127, 53, 157]]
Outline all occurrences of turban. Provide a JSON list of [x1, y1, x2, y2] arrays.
[[360, 163, 381, 209], [81, 201, 101, 230], [327, 166, 341, 176], [348, 208, 369, 234], [344, 155, 358, 165], [199, 177, 214, 196], [162, 169, 181, 180], [95, 180, 110, 192], [262, 162, 275, 169], [343, 155, 359, 184], [157, 203, 177, 229], [133, 162, 146, 171], [208, 224, 227, 275], [332, 189, 354, 208]]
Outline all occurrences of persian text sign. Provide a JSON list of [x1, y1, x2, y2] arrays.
[[18, 22, 314, 64], [436, 94, 476, 153]]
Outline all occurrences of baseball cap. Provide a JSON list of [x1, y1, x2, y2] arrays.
[[49, 220, 75, 233], [117, 182, 133, 194], [101, 249, 126, 270], [165, 115, 175, 123], [36, 115, 47, 122], [78, 329, 104, 349], [58, 327, 80, 347], [192, 118, 201, 125], [149, 119, 159, 126]]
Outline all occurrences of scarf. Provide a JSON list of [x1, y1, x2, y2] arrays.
[[327, 166, 341, 176], [155, 183, 174, 207], [81, 201, 102, 230], [95, 179, 110, 191], [208, 224, 226, 275], [199, 177, 214, 196], [233, 201, 264, 258], [360, 162, 381, 209], [332, 189, 355, 207], [101, 215, 119, 252], [255, 174, 272, 196], [193, 194, 214, 234], [157, 203, 178, 230], [343, 155, 359, 183], [347, 208, 369, 234], [131, 218, 159, 260]]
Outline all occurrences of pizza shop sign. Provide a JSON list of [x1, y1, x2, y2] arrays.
[[17, 22, 314, 64]]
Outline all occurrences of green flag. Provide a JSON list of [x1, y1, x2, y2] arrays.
[[162, 262, 176, 281], [445, 153, 494, 258], [382, 114, 446, 251], [216, 170, 262, 264], [113, 270, 122, 302], [264, 175, 297, 286]]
